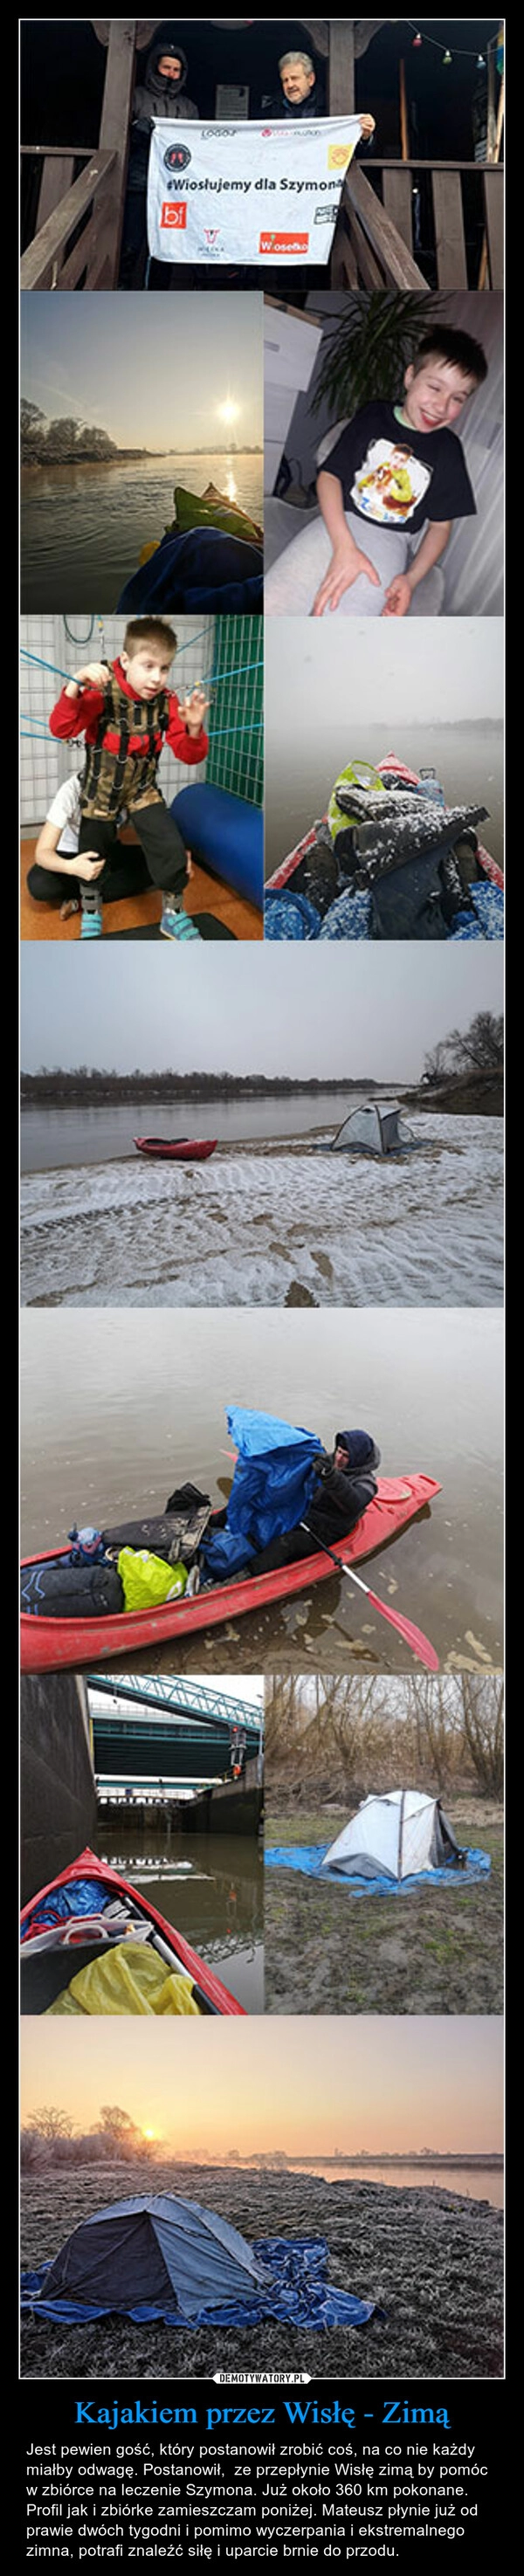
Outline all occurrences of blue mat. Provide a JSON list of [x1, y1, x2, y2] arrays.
[[265, 1843, 491, 1894], [20, 2233, 381, 2331]]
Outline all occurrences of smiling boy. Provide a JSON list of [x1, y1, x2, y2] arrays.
[[265, 326, 488, 620], [48, 618, 209, 939]]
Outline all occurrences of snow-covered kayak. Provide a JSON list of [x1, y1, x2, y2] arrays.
[[20, 1475, 441, 1672]]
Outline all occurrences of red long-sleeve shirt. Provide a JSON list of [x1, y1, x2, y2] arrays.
[[49, 658, 209, 766]]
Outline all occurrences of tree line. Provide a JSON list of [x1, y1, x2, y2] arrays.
[[265, 1673, 503, 1801], [20, 1070, 379, 1104]]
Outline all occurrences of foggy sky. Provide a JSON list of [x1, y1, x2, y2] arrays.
[[20, 944, 503, 1085]]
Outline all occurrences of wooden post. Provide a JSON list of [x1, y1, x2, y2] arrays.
[[328, 19, 355, 114], [486, 42, 496, 161], [478, 71, 504, 287], [98, 17, 137, 285], [399, 59, 409, 161]]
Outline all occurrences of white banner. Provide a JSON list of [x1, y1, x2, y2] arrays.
[[147, 117, 362, 265]]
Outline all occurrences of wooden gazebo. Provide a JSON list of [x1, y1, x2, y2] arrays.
[[20, 18, 503, 293]]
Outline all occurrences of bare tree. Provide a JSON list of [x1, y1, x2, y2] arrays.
[[26, 2105, 74, 2141]]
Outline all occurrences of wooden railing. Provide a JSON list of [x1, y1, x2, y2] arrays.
[[334, 158, 503, 292], [20, 147, 119, 290]]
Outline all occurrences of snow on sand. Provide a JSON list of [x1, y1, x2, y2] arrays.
[[21, 1117, 502, 1310]]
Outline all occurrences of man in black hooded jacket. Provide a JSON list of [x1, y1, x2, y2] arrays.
[[120, 33, 199, 287], [245, 1431, 381, 1577]]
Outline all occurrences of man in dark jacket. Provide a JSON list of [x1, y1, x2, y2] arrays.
[[120, 33, 199, 287], [263, 49, 328, 120], [245, 1431, 381, 1576], [263, 51, 375, 143]]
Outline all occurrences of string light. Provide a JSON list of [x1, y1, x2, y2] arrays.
[[406, 22, 499, 61]]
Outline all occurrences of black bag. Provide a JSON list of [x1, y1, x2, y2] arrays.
[[104, 1494, 212, 1565], [21, 1559, 125, 1619], [370, 840, 473, 941]]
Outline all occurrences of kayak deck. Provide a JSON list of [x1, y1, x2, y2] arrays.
[[20, 1475, 441, 1672], [20, 1848, 244, 2015]]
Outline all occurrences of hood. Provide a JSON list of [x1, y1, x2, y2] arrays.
[[334, 1432, 381, 1475], [144, 37, 189, 98]]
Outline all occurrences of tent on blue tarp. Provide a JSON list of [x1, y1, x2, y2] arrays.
[[322, 1791, 462, 1881], [38, 2195, 269, 2316]]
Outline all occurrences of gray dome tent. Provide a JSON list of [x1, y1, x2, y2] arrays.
[[330, 1102, 417, 1156], [40, 2194, 270, 2315], [322, 1791, 461, 1883]]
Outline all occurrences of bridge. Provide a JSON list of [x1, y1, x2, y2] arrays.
[[87, 1671, 263, 1793]]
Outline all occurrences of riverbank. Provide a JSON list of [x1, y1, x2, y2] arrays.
[[20, 1115, 503, 1309], [265, 1801, 503, 2018], [20, 2158, 503, 2380]]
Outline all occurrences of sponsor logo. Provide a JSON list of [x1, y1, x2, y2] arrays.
[[261, 127, 272, 137], [328, 142, 352, 170], [202, 126, 238, 139], [314, 203, 338, 224], [163, 143, 191, 171], [259, 231, 309, 254], [160, 200, 188, 230], [203, 228, 221, 245]]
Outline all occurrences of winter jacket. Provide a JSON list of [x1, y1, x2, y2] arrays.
[[306, 1430, 381, 1547], [133, 38, 199, 127], [262, 78, 327, 121], [129, 39, 199, 188]]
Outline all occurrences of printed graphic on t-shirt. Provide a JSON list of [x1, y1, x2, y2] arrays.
[[352, 438, 431, 525]]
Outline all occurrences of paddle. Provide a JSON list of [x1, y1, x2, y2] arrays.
[[299, 1524, 439, 1672]]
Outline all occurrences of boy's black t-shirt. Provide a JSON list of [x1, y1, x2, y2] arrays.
[[321, 401, 477, 535]]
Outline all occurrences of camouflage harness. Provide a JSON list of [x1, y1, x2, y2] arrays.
[[80, 669, 171, 818]]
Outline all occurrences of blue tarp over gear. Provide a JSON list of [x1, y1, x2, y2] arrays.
[[21, 1878, 113, 1937], [21, 2228, 381, 2331], [117, 527, 263, 615], [202, 1408, 323, 1574], [265, 1844, 491, 1894]]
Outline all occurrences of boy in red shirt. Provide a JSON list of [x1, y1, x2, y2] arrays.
[[49, 616, 209, 939]]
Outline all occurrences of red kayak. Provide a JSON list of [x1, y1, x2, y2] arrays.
[[20, 1847, 244, 2016], [134, 1137, 217, 1161], [266, 758, 503, 902], [20, 1475, 440, 1673]]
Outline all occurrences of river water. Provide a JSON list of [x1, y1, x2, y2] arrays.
[[93, 1824, 263, 2015], [265, 718, 504, 879], [20, 451, 264, 613], [246, 2160, 503, 2208], [21, 1090, 380, 1172], [20, 1307, 503, 1676]]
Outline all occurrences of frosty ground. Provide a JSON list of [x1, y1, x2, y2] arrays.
[[21, 1115, 502, 1308], [20, 2158, 503, 2380], [265, 1800, 503, 2017]]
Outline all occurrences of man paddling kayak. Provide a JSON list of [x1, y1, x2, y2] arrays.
[[209, 1429, 381, 1579], [201, 1422, 379, 1576]]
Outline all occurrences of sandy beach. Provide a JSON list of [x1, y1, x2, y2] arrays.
[[20, 1114, 503, 1309], [20, 2157, 503, 2381]]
